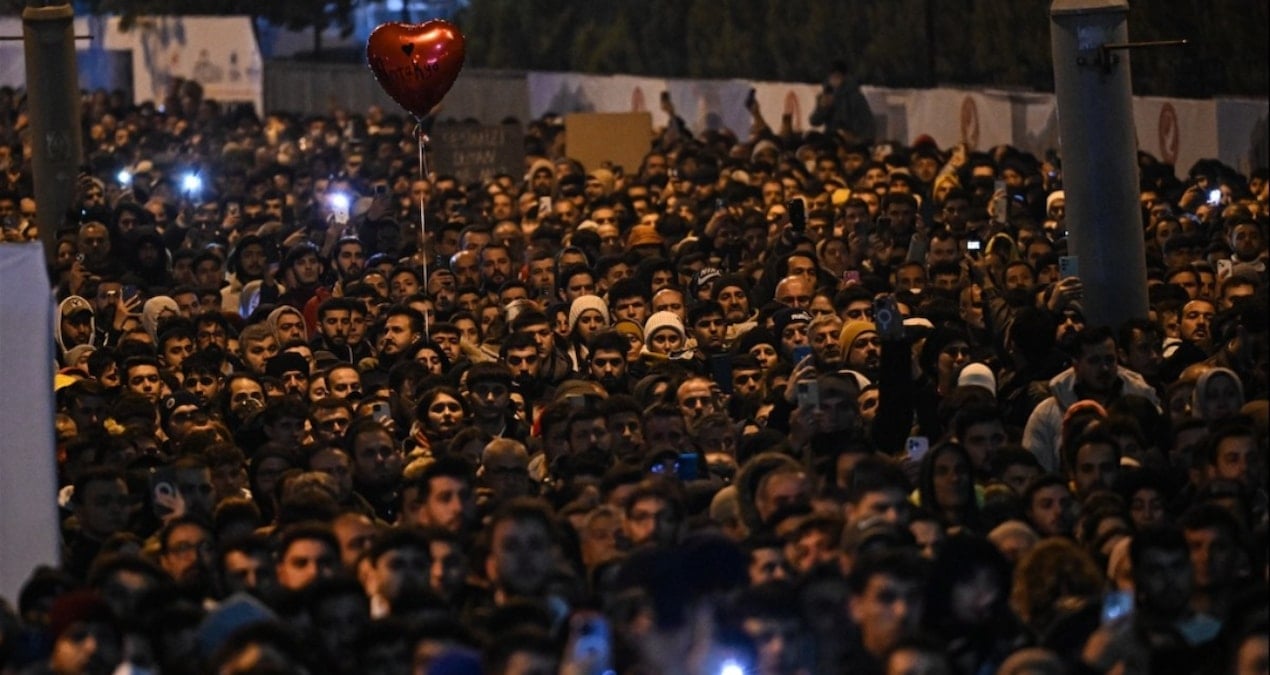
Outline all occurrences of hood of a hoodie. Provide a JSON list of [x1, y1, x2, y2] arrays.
[[55, 295, 96, 356], [141, 295, 179, 340], [267, 305, 307, 342], [1046, 364, 1161, 410]]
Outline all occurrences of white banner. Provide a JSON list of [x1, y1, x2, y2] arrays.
[[906, 89, 1015, 152], [0, 244, 59, 606], [1132, 96, 1218, 176], [102, 16, 263, 112]]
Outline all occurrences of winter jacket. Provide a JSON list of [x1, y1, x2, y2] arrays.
[[1022, 366, 1160, 473]]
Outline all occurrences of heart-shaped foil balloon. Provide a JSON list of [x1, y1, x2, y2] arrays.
[[367, 20, 467, 119]]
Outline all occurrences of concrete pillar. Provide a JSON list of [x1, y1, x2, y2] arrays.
[[1050, 0, 1149, 328], [23, 2, 83, 274]]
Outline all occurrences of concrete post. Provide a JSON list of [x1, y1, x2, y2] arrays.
[[1050, 0, 1149, 328], [23, 2, 83, 274]]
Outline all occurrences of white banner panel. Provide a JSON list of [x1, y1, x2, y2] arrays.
[[101, 16, 263, 111], [906, 89, 1014, 152], [1132, 96, 1218, 175], [0, 244, 59, 606], [750, 80, 824, 136]]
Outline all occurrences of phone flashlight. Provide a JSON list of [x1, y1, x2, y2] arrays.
[[1207, 189, 1222, 205], [117, 169, 133, 186], [181, 173, 203, 194], [329, 192, 351, 225], [719, 660, 745, 675]]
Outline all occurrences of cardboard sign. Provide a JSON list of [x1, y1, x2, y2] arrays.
[[430, 123, 525, 185], [564, 112, 653, 175]]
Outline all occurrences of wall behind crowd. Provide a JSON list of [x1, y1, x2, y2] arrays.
[[1, 16, 1263, 176]]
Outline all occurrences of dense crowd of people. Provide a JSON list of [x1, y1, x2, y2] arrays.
[[0, 71, 1266, 675]]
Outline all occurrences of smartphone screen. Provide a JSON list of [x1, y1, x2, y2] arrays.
[[874, 295, 904, 341], [993, 179, 1008, 225], [796, 379, 820, 409], [787, 198, 806, 233], [1059, 255, 1080, 279], [906, 436, 930, 463], [677, 453, 700, 481], [792, 344, 813, 364], [710, 353, 734, 395]]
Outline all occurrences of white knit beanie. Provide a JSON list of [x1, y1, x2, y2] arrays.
[[643, 311, 685, 342], [568, 295, 610, 332]]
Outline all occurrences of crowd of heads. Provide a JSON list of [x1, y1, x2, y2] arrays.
[[0, 74, 1267, 674]]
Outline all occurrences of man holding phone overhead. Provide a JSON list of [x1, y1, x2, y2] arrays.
[[810, 60, 876, 142]]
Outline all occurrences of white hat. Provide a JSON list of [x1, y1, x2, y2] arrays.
[[958, 362, 997, 395], [568, 295, 610, 332], [643, 311, 685, 341]]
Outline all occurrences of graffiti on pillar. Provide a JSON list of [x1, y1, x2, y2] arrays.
[[45, 131, 71, 162]]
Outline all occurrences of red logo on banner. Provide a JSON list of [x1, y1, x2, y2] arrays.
[[1158, 103, 1179, 165], [784, 91, 802, 133], [632, 87, 646, 112], [960, 96, 980, 149]]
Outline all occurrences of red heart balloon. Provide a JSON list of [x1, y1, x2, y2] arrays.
[[367, 20, 467, 119]]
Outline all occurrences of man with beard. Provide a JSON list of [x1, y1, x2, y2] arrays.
[[1080, 525, 1218, 674], [510, 310, 571, 386], [158, 516, 216, 591], [481, 498, 560, 608], [479, 243, 514, 293], [400, 456, 475, 535], [560, 406, 614, 479], [501, 332, 548, 403], [345, 418, 404, 522], [839, 320, 882, 382], [603, 395, 645, 463], [277, 242, 325, 310], [712, 275, 757, 346], [426, 267, 458, 315], [809, 313, 844, 371], [450, 249, 481, 290], [377, 305, 425, 367], [312, 297, 370, 363], [332, 237, 366, 287], [465, 362, 526, 441], [1023, 326, 1160, 473], [687, 301, 727, 360], [63, 468, 131, 579], [1117, 318, 1164, 391], [586, 331, 631, 394]]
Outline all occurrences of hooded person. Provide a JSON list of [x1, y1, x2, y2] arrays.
[[122, 225, 172, 292], [1191, 367, 1245, 423], [220, 235, 283, 316], [141, 295, 180, 341], [267, 305, 309, 345], [55, 295, 98, 362], [642, 311, 688, 361]]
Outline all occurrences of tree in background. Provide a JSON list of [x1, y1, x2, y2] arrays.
[[457, 0, 1267, 98]]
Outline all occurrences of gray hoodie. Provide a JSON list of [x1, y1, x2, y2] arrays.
[[54, 295, 97, 359]]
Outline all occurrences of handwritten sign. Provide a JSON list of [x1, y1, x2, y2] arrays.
[[430, 123, 524, 185]]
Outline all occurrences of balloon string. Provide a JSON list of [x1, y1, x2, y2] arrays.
[[417, 122, 430, 337]]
